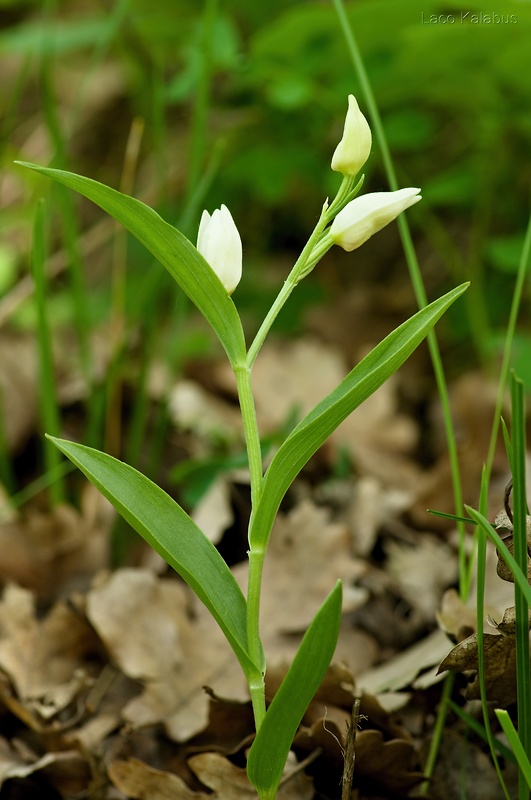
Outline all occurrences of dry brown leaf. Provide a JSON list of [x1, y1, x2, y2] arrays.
[[87, 570, 187, 680], [191, 477, 233, 544], [189, 752, 314, 800], [0, 494, 111, 600], [86, 569, 246, 742], [109, 757, 208, 799], [439, 541, 518, 642], [490, 605, 531, 635], [168, 379, 242, 442], [186, 692, 255, 754], [0, 736, 90, 793], [0, 584, 99, 720], [0, 736, 56, 786], [332, 374, 419, 489], [354, 729, 424, 793], [348, 476, 411, 557], [357, 629, 451, 695], [384, 534, 457, 624], [437, 588, 478, 642], [67, 666, 141, 752], [231, 499, 378, 673], [188, 753, 256, 798], [493, 501, 531, 584], [295, 715, 423, 796], [245, 499, 365, 636], [438, 631, 518, 706], [247, 339, 346, 432]]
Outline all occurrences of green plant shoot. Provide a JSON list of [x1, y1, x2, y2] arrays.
[[18, 95, 468, 799]]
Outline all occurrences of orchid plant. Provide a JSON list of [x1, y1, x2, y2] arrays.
[[17, 96, 467, 799]]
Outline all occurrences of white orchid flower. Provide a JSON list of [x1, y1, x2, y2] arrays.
[[197, 204, 242, 295], [330, 187, 421, 251]]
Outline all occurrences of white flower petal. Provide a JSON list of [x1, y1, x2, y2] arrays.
[[196, 204, 242, 294], [330, 188, 421, 251]]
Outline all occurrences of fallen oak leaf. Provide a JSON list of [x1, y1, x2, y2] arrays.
[[354, 729, 424, 794], [437, 631, 518, 706], [108, 757, 209, 800], [493, 481, 531, 584], [294, 718, 424, 796], [189, 752, 314, 800], [0, 736, 90, 794], [86, 568, 246, 742], [0, 583, 99, 721]]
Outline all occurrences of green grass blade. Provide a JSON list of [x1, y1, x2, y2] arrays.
[[249, 283, 468, 550], [46, 435, 259, 678], [332, 0, 468, 602], [509, 372, 531, 800], [474, 466, 511, 798], [15, 163, 247, 367], [247, 581, 342, 799], [496, 710, 531, 790]]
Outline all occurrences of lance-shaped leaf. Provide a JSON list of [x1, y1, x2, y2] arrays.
[[47, 436, 260, 678], [246, 581, 342, 799], [249, 283, 468, 549], [16, 163, 247, 366]]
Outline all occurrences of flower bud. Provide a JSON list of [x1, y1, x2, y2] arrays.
[[197, 204, 242, 294], [330, 188, 421, 252], [331, 95, 372, 177]]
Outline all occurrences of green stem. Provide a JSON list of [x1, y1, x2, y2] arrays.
[[242, 172, 363, 738], [238, 186, 350, 727], [234, 364, 263, 509], [247, 198, 335, 368], [234, 364, 266, 729], [247, 173, 364, 368], [247, 274, 299, 368], [247, 547, 267, 730]]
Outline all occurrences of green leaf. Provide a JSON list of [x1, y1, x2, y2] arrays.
[[247, 581, 342, 799], [15, 163, 247, 366], [249, 282, 468, 549], [46, 436, 259, 677], [495, 710, 531, 790]]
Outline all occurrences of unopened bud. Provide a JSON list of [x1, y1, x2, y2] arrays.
[[331, 95, 372, 178], [197, 205, 242, 294]]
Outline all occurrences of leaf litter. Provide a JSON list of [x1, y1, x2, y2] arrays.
[[0, 255, 522, 797]]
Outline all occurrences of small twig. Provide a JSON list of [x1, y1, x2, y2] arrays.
[[341, 698, 361, 800]]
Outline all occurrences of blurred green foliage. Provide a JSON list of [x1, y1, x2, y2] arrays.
[[1, 0, 530, 357]]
